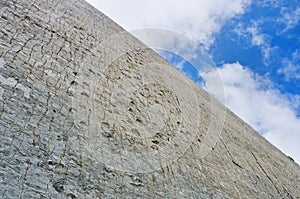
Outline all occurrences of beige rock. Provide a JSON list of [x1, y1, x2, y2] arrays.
[[0, 0, 299, 198]]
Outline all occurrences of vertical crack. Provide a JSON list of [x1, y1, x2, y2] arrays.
[[250, 151, 282, 197], [221, 139, 243, 169]]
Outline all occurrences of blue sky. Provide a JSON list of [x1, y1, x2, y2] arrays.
[[212, 0, 300, 96], [87, 0, 300, 163]]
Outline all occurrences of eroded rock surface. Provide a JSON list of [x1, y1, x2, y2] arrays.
[[0, 0, 299, 198]]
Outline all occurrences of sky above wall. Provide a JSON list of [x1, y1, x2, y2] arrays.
[[86, 0, 300, 164]]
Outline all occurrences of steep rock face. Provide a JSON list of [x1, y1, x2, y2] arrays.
[[0, 0, 299, 198]]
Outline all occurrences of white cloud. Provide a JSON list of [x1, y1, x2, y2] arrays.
[[254, 0, 281, 8], [277, 7, 300, 34], [174, 60, 186, 71], [278, 63, 300, 81], [278, 49, 300, 81], [234, 21, 275, 65], [247, 24, 273, 64], [86, 0, 251, 47], [247, 25, 265, 46], [202, 62, 300, 163]]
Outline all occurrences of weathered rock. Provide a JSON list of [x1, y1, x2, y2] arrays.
[[0, 0, 299, 198]]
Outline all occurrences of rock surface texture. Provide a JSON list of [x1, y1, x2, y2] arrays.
[[0, 0, 300, 198]]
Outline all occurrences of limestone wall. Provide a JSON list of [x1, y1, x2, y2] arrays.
[[0, 0, 299, 198]]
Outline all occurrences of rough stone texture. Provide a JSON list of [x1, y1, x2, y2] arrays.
[[0, 0, 299, 198]]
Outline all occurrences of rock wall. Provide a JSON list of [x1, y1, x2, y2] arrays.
[[0, 0, 299, 198]]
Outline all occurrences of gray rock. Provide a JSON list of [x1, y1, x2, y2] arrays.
[[0, 0, 299, 198]]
